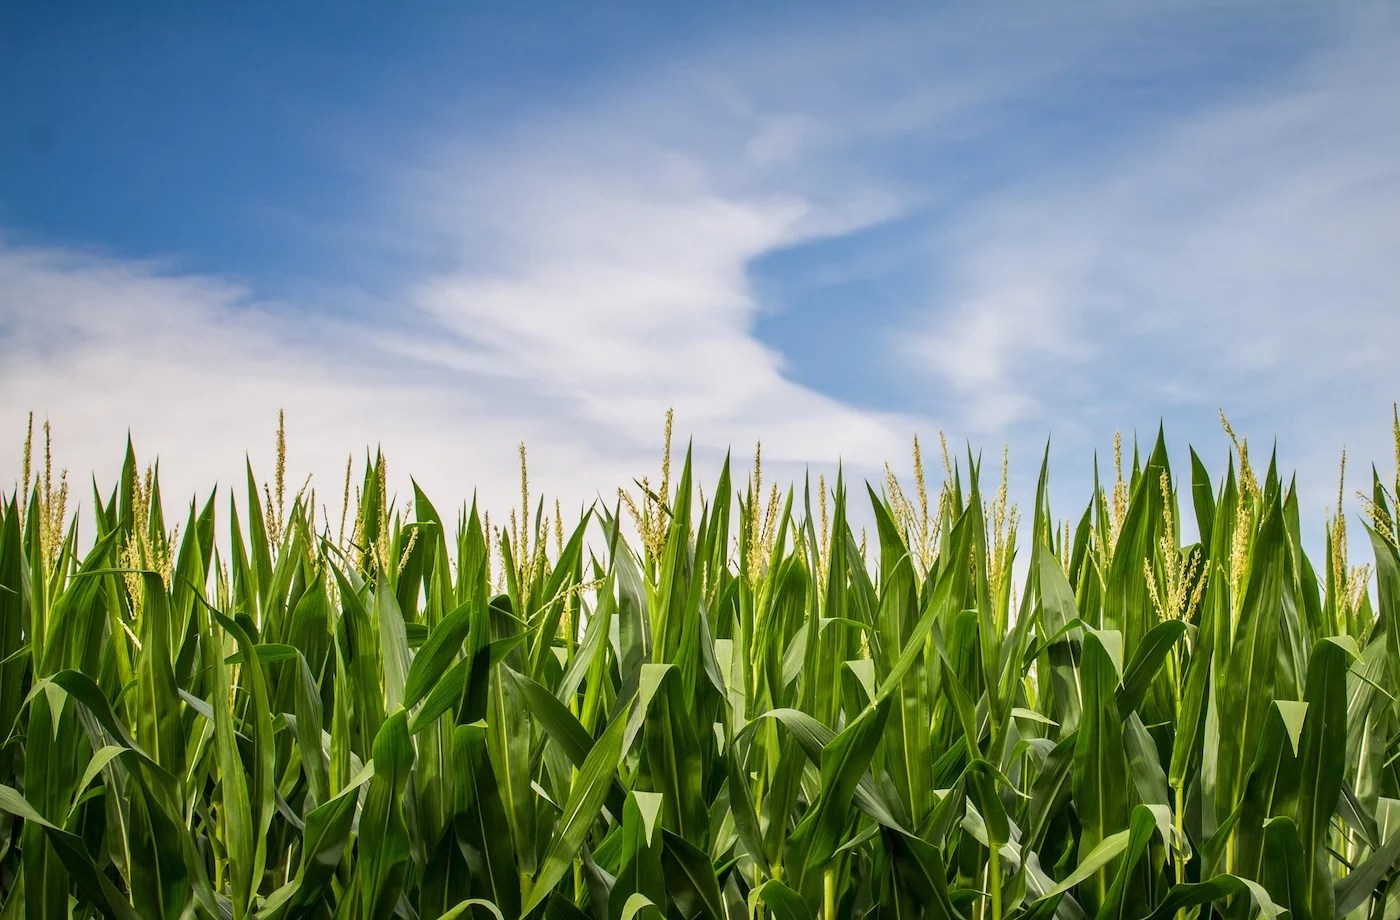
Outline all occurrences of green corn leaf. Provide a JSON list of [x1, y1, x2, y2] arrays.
[[1291, 636, 1353, 919], [1140, 874, 1287, 920], [756, 879, 815, 920], [521, 701, 631, 915], [785, 697, 892, 902], [403, 597, 475, 708], [660, 830, 727, 920], [610, 791, 666, 918], [256, 764, 374, 919], [1072, 629, 1132, 911], [1333, 823, 1400, 916], [1115, 619, 1187, 719], [1095, 804, 1159, 920], [438, 899, 507, 919], [0, 784, 139, 920], [453, 723, 521, 918], [1259, 816, 1311, 920], [356, 709, 416, 918]]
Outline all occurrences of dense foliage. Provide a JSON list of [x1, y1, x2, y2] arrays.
[[2, 414, 1400, 919]]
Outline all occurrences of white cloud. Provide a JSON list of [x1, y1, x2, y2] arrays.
[[3, 2, 1397, 555], [900, 9, 1400, 513], [0, 233, 927, 535], [0, 48, 939, 524]]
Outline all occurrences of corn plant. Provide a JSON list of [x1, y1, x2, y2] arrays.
[[2, 408, 1399, 919]]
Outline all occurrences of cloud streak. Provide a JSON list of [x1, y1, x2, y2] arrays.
[[2, 3, 1397, 544], [898, 8, 1400, 510], [0, 22, 944, 517]]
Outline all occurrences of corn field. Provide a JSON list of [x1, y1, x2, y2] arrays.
[[3, 412, 1400, 920]]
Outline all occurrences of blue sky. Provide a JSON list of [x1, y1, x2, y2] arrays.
[[2, 2, 1398, 538]]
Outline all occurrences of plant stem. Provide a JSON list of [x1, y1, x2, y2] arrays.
[[989, 848, 1003, 920], [1173, 781, 1187, 920]]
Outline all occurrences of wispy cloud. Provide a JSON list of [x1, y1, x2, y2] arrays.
[[2, 3, 1396, 536], [899, 8, 1400, 503], [0, 35, 938, 513]]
